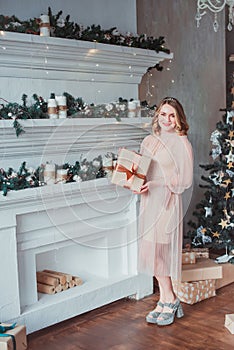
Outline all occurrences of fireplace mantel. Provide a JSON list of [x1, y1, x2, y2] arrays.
[[0, 31, 173, 85], [0, 31, 172, 334], [0, 118, 153, 334]]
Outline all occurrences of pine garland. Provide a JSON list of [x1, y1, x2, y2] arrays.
[[0, 154, 110, 196], [0, 93, 155, 136], [0, 6, 170, 68]]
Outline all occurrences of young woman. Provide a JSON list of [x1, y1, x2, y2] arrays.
[[136, 97, 193, 326]]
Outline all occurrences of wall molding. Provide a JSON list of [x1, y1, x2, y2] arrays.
[[0, 31, 173, 84]]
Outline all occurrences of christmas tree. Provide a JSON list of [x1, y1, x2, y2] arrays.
[[187, 109, 234, 255]]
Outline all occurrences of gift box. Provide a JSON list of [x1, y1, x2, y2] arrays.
[[183, 247, 209, 259], [215, 262, 234, 290], [225, 314, 234, 334], [111, 148, 151, 192], [182, 251, 196, 264], [181, 258, 222, 282], [0, 323, 27, 350], [172, 279, 216, 304], [191, 248, 209, 259]]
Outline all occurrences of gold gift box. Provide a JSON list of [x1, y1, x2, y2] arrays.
[[111, 148, 151, 192], [181, 258, 222, 282], [172, 279, 216, 305]]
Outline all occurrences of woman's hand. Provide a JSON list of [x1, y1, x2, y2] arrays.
[[133, 182, 149, 195]]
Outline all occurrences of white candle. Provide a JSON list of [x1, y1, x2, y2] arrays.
[[47, 98, 58, 119], [128, 101, 137, 118], [56, 95, 67, 118], [40, 15, 50, 37], [132, 99, 141, 118], [44, 163, 56, 185], [56, 169, 68, 183]]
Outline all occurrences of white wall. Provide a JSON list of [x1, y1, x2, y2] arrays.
[[0, 0, 137, 34]]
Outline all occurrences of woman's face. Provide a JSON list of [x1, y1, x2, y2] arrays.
[[158, 103, 177, 132]]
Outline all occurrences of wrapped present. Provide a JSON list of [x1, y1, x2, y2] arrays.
[[111, 148, 151, 192], [0, 323, 27, 350], [183, 246, 209, 259], [225, 314, 234, 334], [191, 248, 209, 259], [172, 279, 216, 304], [182, 250, 196, 264], [215, 262, 234, 290], [181, 258, 222, 282]]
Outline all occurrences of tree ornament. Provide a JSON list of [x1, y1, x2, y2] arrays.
[[226, 170, 234, 178], [204, 206, 212, 217], [211, 145, 222, 160], [222, 179, 232, 187], [223, 208, 231, 222], [225, 138, 234, 147], [225, 150, 234, 163], [218, 219, 228, 229], [226, 110, 234, 124], [224, 191, 231, 200], [210, 129, 221, 145], [212, 231, 220, 238]]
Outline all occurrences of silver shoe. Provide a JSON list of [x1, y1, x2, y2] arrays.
[[145, 301, 164, 324], [156, 298, 184, 326]]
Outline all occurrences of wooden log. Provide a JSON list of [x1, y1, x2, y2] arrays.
[[61, 282, 69, 291], [42, 270, 67, 285], [68, 280, 76, 288], [72, 276, 83, 286], [36, 271, 59, 286], [37, 282, 55, 294], [43, 269, 71, 283], [55, 284, 62, 293]]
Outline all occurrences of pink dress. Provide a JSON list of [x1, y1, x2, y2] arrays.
[[138, 132, 193, 281]]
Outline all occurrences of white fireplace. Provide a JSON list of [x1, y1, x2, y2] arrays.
[[0, 32, 172, 333]]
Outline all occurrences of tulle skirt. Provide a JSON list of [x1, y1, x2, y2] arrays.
[[138, 185, 183, 281]]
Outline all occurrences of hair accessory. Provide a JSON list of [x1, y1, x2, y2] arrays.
[[164, 97, 176, 102]]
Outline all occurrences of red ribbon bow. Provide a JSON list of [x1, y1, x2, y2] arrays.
[[115, 163, 145, 181]]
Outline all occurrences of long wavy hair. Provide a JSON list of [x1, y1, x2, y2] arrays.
[[152, 97, 189, 136]]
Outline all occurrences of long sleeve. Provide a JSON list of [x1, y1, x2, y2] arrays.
[[166, 136, 193, 195]]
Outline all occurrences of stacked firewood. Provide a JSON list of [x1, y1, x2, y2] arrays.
[[36, 269, 83, 294]]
